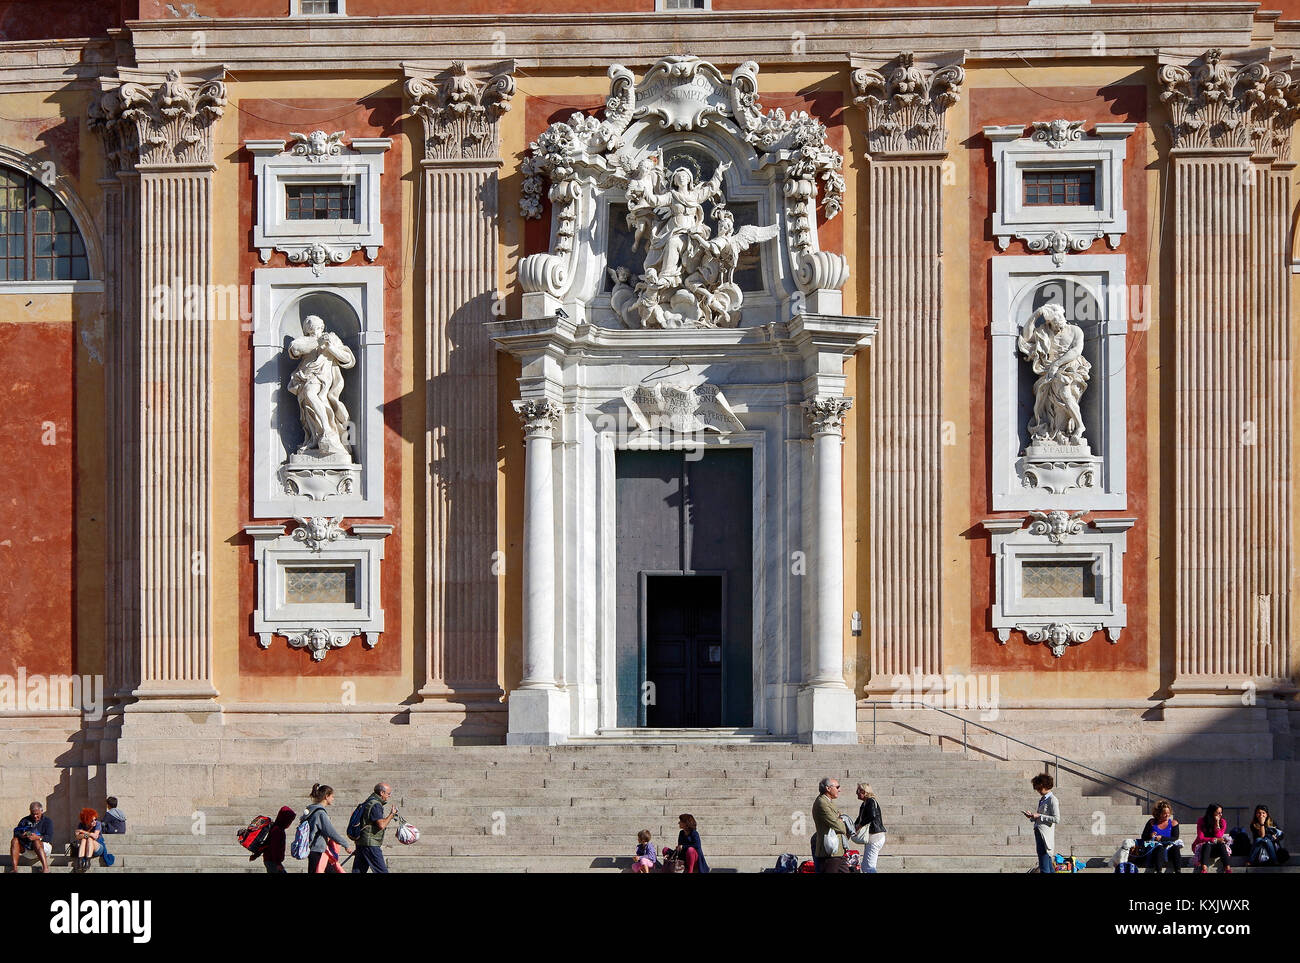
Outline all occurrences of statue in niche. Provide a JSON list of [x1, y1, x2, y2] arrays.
[[1017, 303, 1091, 449], [288, 315, 355, 460], [610, 156, 778, 329]]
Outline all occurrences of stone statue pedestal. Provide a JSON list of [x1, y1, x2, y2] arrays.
[[280, 450, 362, 503], [1018, 442, 1100, 495]]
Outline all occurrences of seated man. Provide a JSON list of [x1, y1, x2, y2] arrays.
[[9, 802, 53, 873]]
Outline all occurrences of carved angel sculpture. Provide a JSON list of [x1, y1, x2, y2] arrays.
[[640, 162, 730, 282], [1017, 303, 1091, 447], [288, 315, 355, 458], [683, 208, 779, 327]]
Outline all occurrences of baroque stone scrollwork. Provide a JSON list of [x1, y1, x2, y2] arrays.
[[89, 68, 227, 169], [983, 514, 1132, 659], [406, 61, 515, 161], [1027, 510, 1087, 544], [286, 627, 353, 662], [1159, 49, 1299, 155], [1023, 622, 1096, 659], [291, 516, 345, 552], [621, 382, 744, 434], [1026, 228, 1100, 267], [803, 396, 853, 436], [288, 242, 350, 276], [850, 51, 966, 154], [1031, 119, 1085, 149], [513, 398, 564, 439], [289, 129, 345, 160], [518, 55, 846, 321]]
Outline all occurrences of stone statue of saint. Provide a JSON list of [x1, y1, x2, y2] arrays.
[[1017, 303, 1091, 448], [639, 162, 730, 282], [288, 315, 355, 459]]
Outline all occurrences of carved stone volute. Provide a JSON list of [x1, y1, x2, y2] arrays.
[[90, 69, 227, 169], [1159, 49, 1300, 156], [851, 50, 966, 155], [405, 61, 515, 161]]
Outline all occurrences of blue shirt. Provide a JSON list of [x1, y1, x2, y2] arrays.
[[14, 815, 53, 849]]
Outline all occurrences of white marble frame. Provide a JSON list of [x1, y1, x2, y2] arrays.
[[251, 266, 385, 518], [991, 254, 1127, 510], [246, 136, 390, 263], [593, 427, 770, 733], [985, 516, 1133, 646], [984, 123, 1135, 252], [585, 131, 786, 327], [246, 521, 391, 653]]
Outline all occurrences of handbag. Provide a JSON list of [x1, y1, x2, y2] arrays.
[[660, 857, 686, 874], [823, 827, 840, 855]]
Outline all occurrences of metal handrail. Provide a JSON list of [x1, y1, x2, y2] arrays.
[[864, 699, 1250, 829]]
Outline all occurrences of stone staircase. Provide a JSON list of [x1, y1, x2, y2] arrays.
[[80, 741, 1179, 873]]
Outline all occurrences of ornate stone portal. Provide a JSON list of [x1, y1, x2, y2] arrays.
[[497, 56, 874, 746]]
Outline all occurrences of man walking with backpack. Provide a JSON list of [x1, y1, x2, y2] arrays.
[[348, 782, 397, 873]]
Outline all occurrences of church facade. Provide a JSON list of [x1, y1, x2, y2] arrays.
[[1, 0, 1299, 823]]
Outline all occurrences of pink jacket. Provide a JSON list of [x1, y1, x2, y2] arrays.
[[1192, 817, 1232, 858]]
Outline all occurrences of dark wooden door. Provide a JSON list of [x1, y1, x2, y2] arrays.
[[645, 575, 723, 728], [615, 447, 752, 727]]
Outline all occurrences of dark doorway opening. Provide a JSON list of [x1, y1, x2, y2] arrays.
[[643, 574, 724, 728]]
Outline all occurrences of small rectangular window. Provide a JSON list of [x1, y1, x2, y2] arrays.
[[1023, 170, 1095, 207], [298, 0, 341, 13], [1020, 560, 1096, 600], [658, 0, 708, 8], [284, 567, 357, 605], [285, 183, 357, 221]]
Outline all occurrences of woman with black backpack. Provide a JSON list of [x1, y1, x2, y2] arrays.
[[301, 783, 353, 873]]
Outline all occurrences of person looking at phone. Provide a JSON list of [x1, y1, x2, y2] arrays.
[[1023, 773, 1059, 874]]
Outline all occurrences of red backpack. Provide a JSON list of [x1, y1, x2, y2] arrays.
[[238, 815, 272, 858]]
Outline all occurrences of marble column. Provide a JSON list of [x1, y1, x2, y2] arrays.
[[507, 398, 568, 744], [806, 397, 854, 686], [795, 395, 858, 743], [1161, 50, 1297, 696], [851, 52, 964, 689], [89, 69, 226, 709], [405, 62, 515, 720]]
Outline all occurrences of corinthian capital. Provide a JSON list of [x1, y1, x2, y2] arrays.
[[803, 396, 853, 436], [1159, 49, 1300, 156], [513, 398, 563, 439], [90, 69, 227, 169], [405, 61, 515, 162], [851, 50, 966, 155]]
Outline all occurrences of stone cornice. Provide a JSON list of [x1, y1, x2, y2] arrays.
[[404, 60, 515, 162], [1159, 48, 1300, 157], [850, 50, 966, 155], [113, 5, 1263, 70]]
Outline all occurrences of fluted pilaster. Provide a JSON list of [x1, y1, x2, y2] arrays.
[[1163, 49, 1297, 694], [90, 68, 225, 706], [406, 63, 514, 711], [851, 51, 963, 686]]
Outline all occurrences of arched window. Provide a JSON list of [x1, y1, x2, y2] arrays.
[[0, 166, 89, 281]]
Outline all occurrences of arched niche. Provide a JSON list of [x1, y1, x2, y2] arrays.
[[251, 265, 385, 519], [1014, 276, 1106, 457], [274, 290, 363, 460], [991, 254, 1128, 511]]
